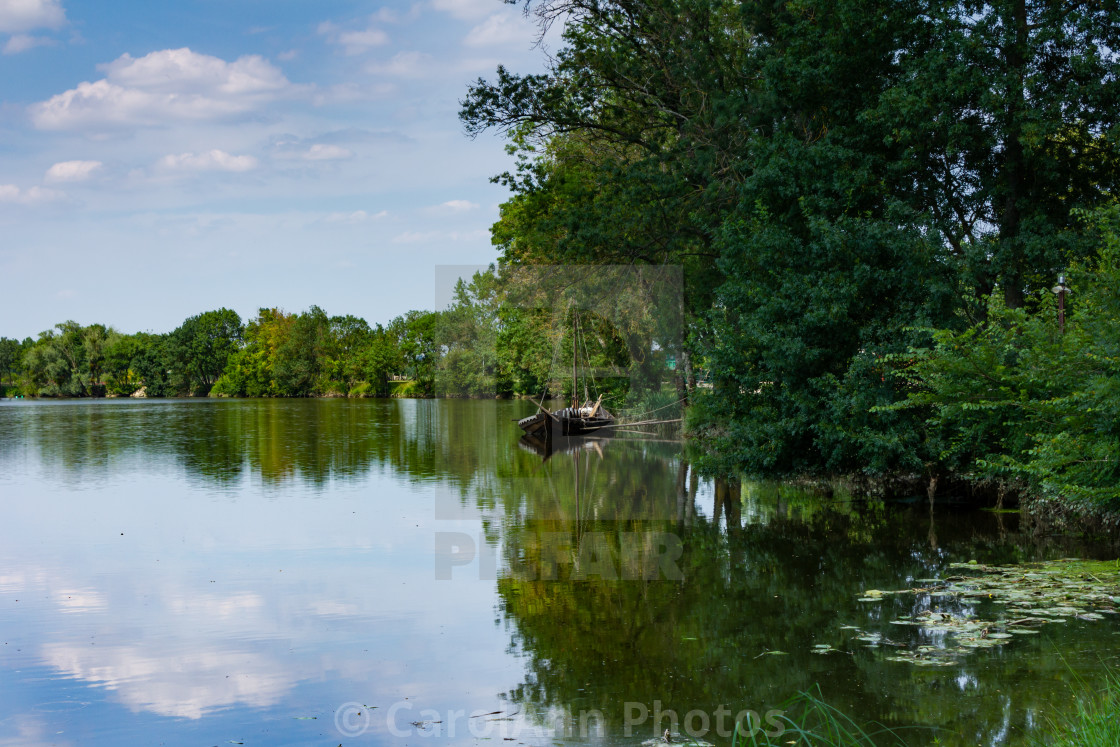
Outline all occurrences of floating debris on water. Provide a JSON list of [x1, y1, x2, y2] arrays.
[[640, 732, 714, 747], [832, 558, 1120, 666]]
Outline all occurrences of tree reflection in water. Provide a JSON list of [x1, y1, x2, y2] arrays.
[[494, 439, 1119, 747], [3, 398, 1116, 746]]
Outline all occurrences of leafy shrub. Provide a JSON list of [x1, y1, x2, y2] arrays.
[[896, 208, 1120, 507]]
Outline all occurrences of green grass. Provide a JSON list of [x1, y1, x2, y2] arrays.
[[722, 679, 1120, 747], [1043, 676, 1120, 746], [390, 380, 423, 397], [731, 687, 917, 747]]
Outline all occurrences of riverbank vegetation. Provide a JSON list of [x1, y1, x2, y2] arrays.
[[4, 0, 1120, 515], [0, 267, 679, 411], [1, 306, 439, 400], [456, 0, 1120, 513]]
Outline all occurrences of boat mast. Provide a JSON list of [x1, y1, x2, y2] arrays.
[[572, 308, 578, 410]]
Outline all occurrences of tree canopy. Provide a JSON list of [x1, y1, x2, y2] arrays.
[[461, 0, 1120, 502]]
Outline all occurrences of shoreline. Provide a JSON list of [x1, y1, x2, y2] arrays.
[[6, 393, 1118, 535]]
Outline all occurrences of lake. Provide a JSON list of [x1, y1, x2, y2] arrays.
[[0, 398, 1116, 746]]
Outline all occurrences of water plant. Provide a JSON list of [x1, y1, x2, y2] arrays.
[[1042, 674, 1120, 746], [731, 687, 916, 747], [844, 559, 1120, 668]]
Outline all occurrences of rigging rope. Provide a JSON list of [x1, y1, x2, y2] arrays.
[[627, 396, 688, 421], [535, 301, 565, 405], [575, 312, 600, 403]]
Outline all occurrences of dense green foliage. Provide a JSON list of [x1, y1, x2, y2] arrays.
[[7, 306, 430, 399], [0, 336, 31, 395], [893, 209, 1120, 505], [3, 267, 667, 403], [460, 0, 1120, 505]]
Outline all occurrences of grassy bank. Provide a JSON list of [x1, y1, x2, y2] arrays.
[[726, 680, 1120, 747]]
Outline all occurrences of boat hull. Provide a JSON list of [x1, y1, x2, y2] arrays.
[[516, 406, 614, 440]]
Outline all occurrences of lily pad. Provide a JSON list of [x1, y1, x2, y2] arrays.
[[848, 556, 1120, 667]]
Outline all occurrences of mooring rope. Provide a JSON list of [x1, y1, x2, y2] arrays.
[[628, 396, 688, 421]]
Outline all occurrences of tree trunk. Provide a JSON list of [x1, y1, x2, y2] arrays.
[[1000, 0, 1029, 310]]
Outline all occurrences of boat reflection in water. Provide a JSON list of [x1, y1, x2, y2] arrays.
[[517, 430, 612, 462]]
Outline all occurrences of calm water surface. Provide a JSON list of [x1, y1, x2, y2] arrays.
[[0, 398, 1116, 746]]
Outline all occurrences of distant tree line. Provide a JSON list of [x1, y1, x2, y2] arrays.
[[0, 267, 678, 406], [2, 306, 439, 399]]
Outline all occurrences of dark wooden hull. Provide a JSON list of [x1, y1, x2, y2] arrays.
[[556, 414, 614, 436], [516, 411, 553, 437], [516, 405, 615, 440]]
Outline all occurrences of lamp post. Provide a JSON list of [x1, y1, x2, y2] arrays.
[[1051, 274, 1071, 334]]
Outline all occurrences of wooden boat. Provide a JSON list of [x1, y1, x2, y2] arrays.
[[516, 395, 615, 441], [516, 308, 615, 442]]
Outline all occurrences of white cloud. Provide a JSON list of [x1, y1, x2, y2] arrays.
[[431, 0, 499, 21], [393, 230, 441, 244], [464, 12, 534, 48], [157, 149, 258, 172], [303, 144, 352, 160], [57, 588, 106, 613], [30, 48, 295, 131], [99, 48, 289, 95], [312, 80, 395, 105], [44, 159, 102, 183], [0, 715, 68, 747], [325, 209, 387, 224], [318, 20, 388, 55], [0, 184, 64, 204], [437, 199, 479, 212], [271, 141, 354, 161], [41, 643, 291, 719], [367, 50, 433, 78], [3, 32, 52, 54], [0, 0, 65, 33], [372, 6, 415, 23], [337, 28, 388, 51], [392, 228, 488, 243]]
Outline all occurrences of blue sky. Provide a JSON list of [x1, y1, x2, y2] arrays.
[[0, 0, 552, 339]]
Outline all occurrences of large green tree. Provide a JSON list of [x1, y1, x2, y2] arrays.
[[465, 0, 1120, 482], [23, 321, 92, 397], [463, 0, 754, 390], [881, 0, 1120, 310], [0, 337, 21, 389], [168, 308, 243, 395]]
